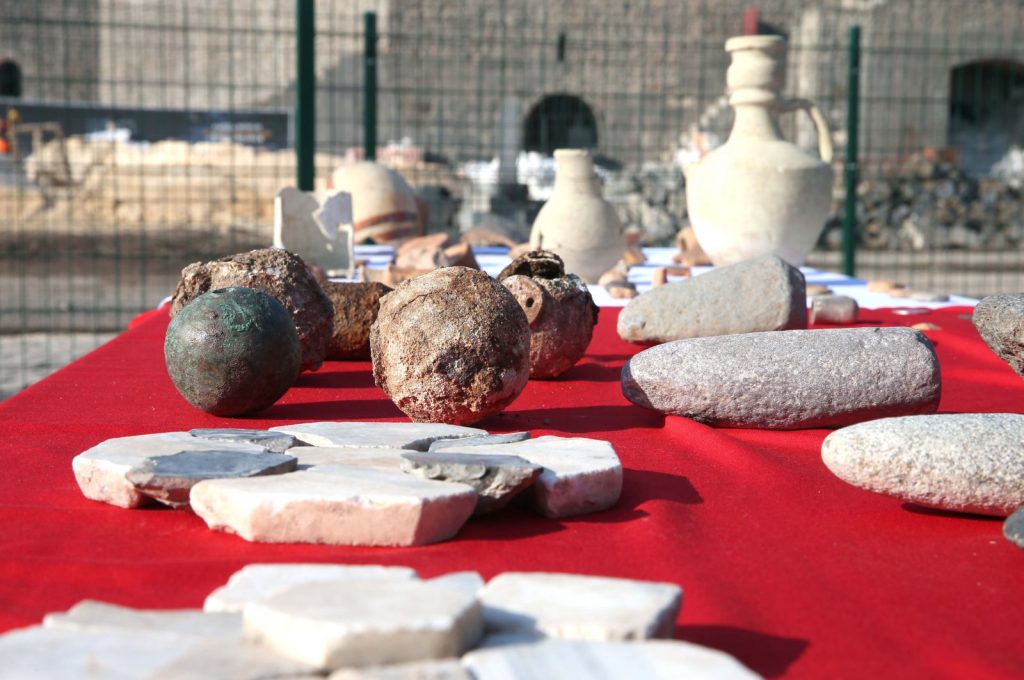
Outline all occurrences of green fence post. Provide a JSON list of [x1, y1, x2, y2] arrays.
[[295, 0, 315, 191], [364, 11, 378, 160], [842, 25, 861, 278]]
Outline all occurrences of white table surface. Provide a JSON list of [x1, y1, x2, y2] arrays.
[[349, 245, 978, 309]]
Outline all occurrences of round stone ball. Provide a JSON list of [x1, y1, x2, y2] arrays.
[[370, 267, 531, 425], [165, 287, 301, 416]]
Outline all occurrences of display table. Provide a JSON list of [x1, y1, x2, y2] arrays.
[[0, 303, 1021, 679]]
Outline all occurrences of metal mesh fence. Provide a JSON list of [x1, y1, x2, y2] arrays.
[[2, 0, 1024, 399]]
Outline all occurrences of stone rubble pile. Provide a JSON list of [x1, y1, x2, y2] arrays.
[[72, 422, 624, 547], [0, 565, 759, 679], [821, 151, 1024, 251]]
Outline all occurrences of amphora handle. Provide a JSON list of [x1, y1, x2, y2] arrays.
[[780, 98, 834, 163]]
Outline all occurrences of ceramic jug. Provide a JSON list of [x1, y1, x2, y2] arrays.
[[529, 149, 625, 283], [685, 35, 833, 266]]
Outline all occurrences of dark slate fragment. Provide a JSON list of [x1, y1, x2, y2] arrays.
[[190, 428, 301, 454], [125, 450, 297, 508], [400, 451, 542, 515], [428, 432, 531, 452], [1005, 507, 1024, 549]]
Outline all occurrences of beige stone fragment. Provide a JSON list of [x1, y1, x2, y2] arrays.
[[244, 580, 483, 671], [911, 322, 942, 331], [204, 563, 418, 613], [606, 281, 638, 299], [867, 279, 906, 293], [888, 287, 914, 298], [270, 422, 486, 450], [480, 572, 682, 641], [329, 659, 470, 680], [43, 600, 242, 641], [72, 432, 268, 509], [463, 639, 759, 679], [191, 467, 477, 546], [805, 283, 832, 296], [439, 436, 622, 518], [651, 267, 668, 287]]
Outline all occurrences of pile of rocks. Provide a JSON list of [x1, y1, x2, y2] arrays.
[[72, 422, 624, 546], [604, 163, 688, 247], [821, 151, 1024, 251], [0, 564, 759, 678]]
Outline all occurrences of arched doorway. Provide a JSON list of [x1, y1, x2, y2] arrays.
[[949, 59, 1024, 175], [523, 94, 597, 155], [0, 60, 22, 97]]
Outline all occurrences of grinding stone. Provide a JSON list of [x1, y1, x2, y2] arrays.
[[617, 254, 806, 343], [621, 327, 941, 429], [822, 413, 1024, 516]]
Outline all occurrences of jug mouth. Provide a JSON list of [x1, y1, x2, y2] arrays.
[[725, 35, 785, 53]]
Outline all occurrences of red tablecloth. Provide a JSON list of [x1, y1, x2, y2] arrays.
[[0, 306, 1021, 678]]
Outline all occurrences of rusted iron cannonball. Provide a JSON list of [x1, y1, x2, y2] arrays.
[[498, 250, 599, 379], [322, 281, 392, 360], [370, 267, 531, 425], [165, 287, 301, 416]]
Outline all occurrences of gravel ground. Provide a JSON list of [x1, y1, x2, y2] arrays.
[[1, 333, 117, 400]]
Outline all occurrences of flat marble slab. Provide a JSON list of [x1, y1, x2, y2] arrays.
[[436, 436, 623, 518], [269, 422, 487, 450], [462, 639, 760, 679], [72, 432, 270, 509], [205, 563, 419, 613], [479, 572, 682, 641], [244, 579, 483, 670], [191, 467, 478, 546]]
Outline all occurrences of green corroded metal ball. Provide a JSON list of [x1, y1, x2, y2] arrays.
[[165, 287, 301, 416]]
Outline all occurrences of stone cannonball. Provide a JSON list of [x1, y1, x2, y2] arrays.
[[165, 287, 301, 416], [498, 250, 599, 379], [370, 267, 531, 425]]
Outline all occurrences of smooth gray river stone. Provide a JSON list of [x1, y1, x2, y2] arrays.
[[126, 450, 298, 508], [190, 428, 301, 453], [428, 432, 531, 451], [621, 327, 941, 429], [972, 294, 1024, 379], [617, 254, 807, 344], [823, 413, 1024, 516]]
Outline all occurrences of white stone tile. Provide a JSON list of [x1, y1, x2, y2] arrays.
[[244, 580, 482, 671], [191, 467, 477, 547], [0, 626, 195, 680], [480, 572, 682, 641], [462, 639, 759, 680], [205, 563, 418, 613], [144, 639, 319, 679], [43, 600, 242, 641], [427, 571, 485, 597], [438, 436, 622, 518], [289, 446, 406, 471], [269, 422, 487, 450], [328, 659, 470, 679], [72, 432, 268, 509]]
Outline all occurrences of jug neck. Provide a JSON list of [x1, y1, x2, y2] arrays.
[[729, 95, 785, 142], [553, 149, 601, 195]]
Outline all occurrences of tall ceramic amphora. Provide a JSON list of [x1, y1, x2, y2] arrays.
[[685, 36, 833, 266], [529, 149, 625, 283]]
